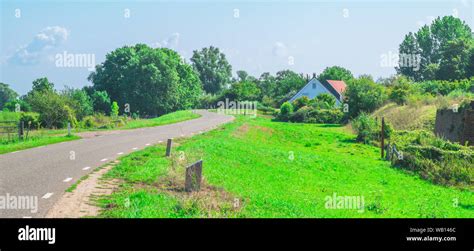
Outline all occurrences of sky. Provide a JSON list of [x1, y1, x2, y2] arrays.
[[1, 0, 473, 95]]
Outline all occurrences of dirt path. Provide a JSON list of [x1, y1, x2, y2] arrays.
[[45, 163, 120, 218]]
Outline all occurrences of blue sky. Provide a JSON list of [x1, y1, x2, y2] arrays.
[[1, 0, 473, 94]]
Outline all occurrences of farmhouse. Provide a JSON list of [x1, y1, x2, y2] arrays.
[[289, 78, 347, 105]]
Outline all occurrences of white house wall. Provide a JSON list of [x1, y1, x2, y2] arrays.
[[289, 79, 342, 105]]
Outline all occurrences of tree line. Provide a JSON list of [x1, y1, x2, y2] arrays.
[[0, 15, 472, 129]]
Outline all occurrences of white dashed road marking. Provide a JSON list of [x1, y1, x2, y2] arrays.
[[63, 177, 73, 182], [82, 166, 91, 170], [145, 143, 150, 146], [101, 158, 108, 162], [132, 147, 138, 150], [42, 193, 54, 199], [117, 152, 124, 155]]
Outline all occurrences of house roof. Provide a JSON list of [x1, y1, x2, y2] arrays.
[[326, 80, 347, 95]]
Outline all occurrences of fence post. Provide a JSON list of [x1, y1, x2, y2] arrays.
[[18, 121, 24, 140], [165, 138, 173, 157], [67, 122, 71, 136], [381, 117, 385, 159], [185, 160, 203, 192]]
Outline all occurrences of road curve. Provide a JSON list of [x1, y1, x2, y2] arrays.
[[0, 110, 234, 218]]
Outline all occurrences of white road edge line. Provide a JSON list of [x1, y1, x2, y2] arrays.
[[117, 152, 124, 155], [42, 193, 54, 199], [82, 166, 91, 170], [132, 147, 138, 150], [100, 158, 108, 162], [145, 143, 150, 146], [63, 177, 73, 182]]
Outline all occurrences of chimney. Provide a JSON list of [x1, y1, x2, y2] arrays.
[[312, 73, 316, 79]]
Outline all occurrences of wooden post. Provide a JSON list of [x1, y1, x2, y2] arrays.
[[381, 117, 385, 159], [165, 138, 173, 157], [18, 121, 24, 140], [185, 160, 203, 192]]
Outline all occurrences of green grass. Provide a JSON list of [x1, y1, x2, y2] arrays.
[[99, 116, 474, 218], [122, 110, 200, 129], [0, 135, 80, 154], [0, 110, 200, 154], [66, 174, 90, 192]]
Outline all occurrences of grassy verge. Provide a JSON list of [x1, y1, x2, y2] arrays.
[[98, 115, 473, 218], [122, 110, 200, 129], [0, 135, 80, 154], [0, 110, 200, 154]]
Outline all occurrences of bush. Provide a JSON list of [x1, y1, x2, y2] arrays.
[[81, 116, 97, 128], [312, 93, 337, 109], [351, 113, 379, 143], [289, 106, 311, 122], [344, 76, 388, 118], [276, 102, 293, 121], [20, 112, 40, 129], [291, 96, 310, 110], [388, 130, 473, 187], [290, 107, 344, 124]]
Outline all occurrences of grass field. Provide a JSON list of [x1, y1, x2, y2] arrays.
[[98, 115, 474, 218], [0, 110, 200, 154]]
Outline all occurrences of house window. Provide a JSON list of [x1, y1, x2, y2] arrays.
[[312, 83, 317, 89]]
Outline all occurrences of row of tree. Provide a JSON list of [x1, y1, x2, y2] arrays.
[[398, 16, 474, 81], [1, 15, 472, 126]]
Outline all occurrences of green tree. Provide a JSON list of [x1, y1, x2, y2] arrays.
[[397, 32, 423, 81], [90, 90, 111, 114], [389, 76, 412, 105], [111, 101, 119, 118], [344, 76, 387, 118], [27, 91, 75, 128], [30, 77, 54, 94], [317, 66, 354, 82], [257, 72, 277, 99], [89, 44, 202, 116], [236, 70, 249, 82], [274, 70, 306, 98], [224, 81, 261, 101], [190, 46, 232, 94], [436, 38, 473, 81], [62, 87, 93, 120], [398, 16, 473, 80], [0, 83, 18, 110]]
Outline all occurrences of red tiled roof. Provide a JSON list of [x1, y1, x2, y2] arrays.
[[326, 80, 347, 94]]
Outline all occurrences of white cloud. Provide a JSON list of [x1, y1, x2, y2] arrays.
[[272, 42, 288, 57], [9, 26, 69, 65], [153, 33, 180, 49]]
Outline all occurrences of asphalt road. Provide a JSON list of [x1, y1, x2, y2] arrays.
[[0, 110, 234, 218]]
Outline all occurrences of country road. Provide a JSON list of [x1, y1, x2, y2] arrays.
[[0, 110, 234, 218]]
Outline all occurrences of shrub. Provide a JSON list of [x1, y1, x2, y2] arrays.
[[389, 130, 473, 187], [289, 106, 344, 124], [344, 76, 388, 118], [277, 102, 293, 121], [111, 101, 119, 118], [20, 112, 40, 129], [291, 96, 310, 110], [312, 93, 337, 109], [289, 106, 311, 122], [81, 116, 97, 128], [351, 113, 379, 143]]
